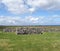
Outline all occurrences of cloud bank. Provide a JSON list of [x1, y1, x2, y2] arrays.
[[0, 15, 60, 25]]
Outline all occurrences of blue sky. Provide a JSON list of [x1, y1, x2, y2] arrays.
[[0, 0, 60, 25]]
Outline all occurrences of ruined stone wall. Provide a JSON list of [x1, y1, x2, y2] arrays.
[[3, 27, 60, 34]]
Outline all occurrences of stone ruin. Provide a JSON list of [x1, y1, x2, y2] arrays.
[[16, 27, 43, 35], [3, 27, 44, 35]]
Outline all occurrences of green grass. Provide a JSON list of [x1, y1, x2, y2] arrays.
[[0, 32, 60, 51]]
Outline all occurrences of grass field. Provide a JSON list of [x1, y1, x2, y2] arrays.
[[0, 32, 60, 51]]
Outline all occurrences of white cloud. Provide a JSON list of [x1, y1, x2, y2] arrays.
[[2, 0, 28, 14], [1, 0, 36, 14], [27, 0, 48, 7], [25, 16, 39, 23], [27, 0, 60, 10], [29, 8, 36, 13], [0, 16, 39, 25]]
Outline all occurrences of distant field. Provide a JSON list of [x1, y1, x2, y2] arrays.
[[0, 32, 60, 51], [0, 26, 60, 29]]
